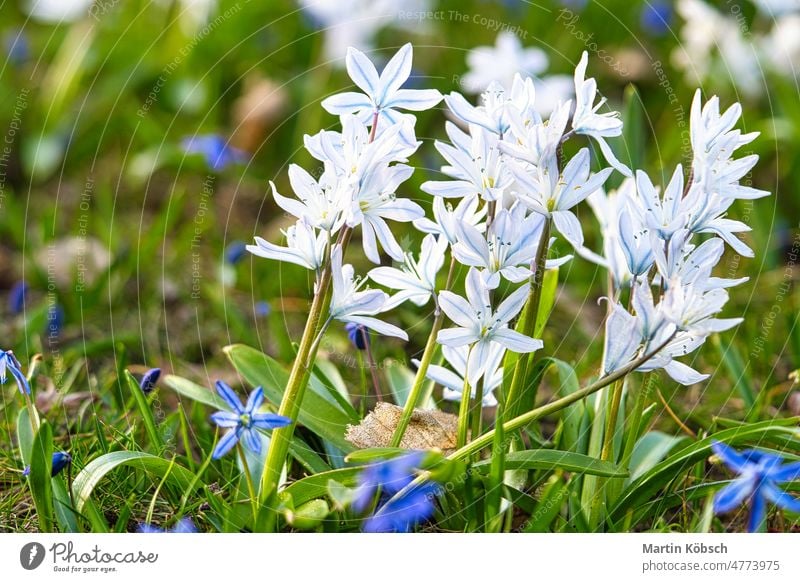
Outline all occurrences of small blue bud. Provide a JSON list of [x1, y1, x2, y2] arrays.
[[225, 241, 247, 265], [345, 322, 370, 350], [51, 452, 72, 477], [46, 304, 65, 337], [8, 281, 28, 315], [139, 368, 161, 395]]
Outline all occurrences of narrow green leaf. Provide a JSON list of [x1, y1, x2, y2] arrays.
[[72, 451, 197, 513], [626, 431, 685, 484], [29, 421, 55, 532], [474, 450, 627, 478], [125, 370, 163, 450], [281, 468, 361, 507], [17, 408, 35, 466]]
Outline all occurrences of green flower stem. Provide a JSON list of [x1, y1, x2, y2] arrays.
[[456, 349, 474, 448], [389, 255, 457, 447], [237, 443, 258, 525], [257, 228, 352, 516], [386, 334, 678, 512], [620, 372, 655, 468], [503, 217, 551, 418], [600, 378, 625, 462]]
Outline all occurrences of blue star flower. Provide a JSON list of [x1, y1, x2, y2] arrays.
[[139, 368, 161, 395], [345, 322, 370, 351], [0, 350, 30, 394], [210, 381, 292, 459], [712, 441, 800, 532], [8, 280, 28, 315], [138, 518, 197, 533], [182, 135, 247, 171], [22, 451, 72, 478], [353, 452, 439, 532]]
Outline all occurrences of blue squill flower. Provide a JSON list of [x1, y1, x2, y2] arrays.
[[712, 441, 800, 532], [138, 518, 197, 533], [182, 135, 247, 171], [364, 482, 439, 533], [353, 452, 439, 532], [641, 1, 672, 37], [0, 350, 30, 394], [139, 368, 161, 395], [22, 451, 72, 478], [225, 241, 247, 265], [345, 322, 370, 351], [210, 381, 292, 459], [8, 281, 28, 315]]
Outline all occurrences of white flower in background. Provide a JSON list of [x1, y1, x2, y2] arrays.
[[672, 0, 761, 98], [437, 269, 542, 385], [618, 209, 655, 279], [461, 32, 573, 116], [761, 14, 800, 75], [247, 217, 327, 271], [452, 204, 570, 288], [414, 195, 486, 245], [572, 51, 632, 177], [422, 344, 505, 407], [345, 163, 424, 263], [369, 234, 448, 307], [24, 0, 92, 22], [421, 123, 512, 201], [298, 0, 432, 64], [507, 148, 613, 249], [328, 246, 408, 340], [270, 164, 346, 233], [321, 44, 442, 126]]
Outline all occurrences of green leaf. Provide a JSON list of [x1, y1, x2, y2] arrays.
[[163, 374, 331, 474], [626, 431, 685, 484], [29, 421, 55, 532], [287, 499, 329, 530], [344, 448, 407, 463], [474, 450, 627, 478], [125, 370, 163, 450], [612, 422, 800, 521], [535, 267, 559, 338], [712, 334, 756, 412], [53, 477, 79, 532], [281, 468, 362, 507], [72, 451, 197, 513], [621, 84, 645, 172], [523, 473, 568, 532], [223, 344, 356, 452], [16, 408, 35, 466]]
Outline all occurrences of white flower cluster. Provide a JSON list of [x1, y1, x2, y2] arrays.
[[249, 43, 767, 407], [674, 0, 800, 97]]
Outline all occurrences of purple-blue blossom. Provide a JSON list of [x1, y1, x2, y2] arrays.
[[712, 441, 800, 532], [0, 350, 30, 394], [182, 135, 247, 171], [210, 381, 292, 459]]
